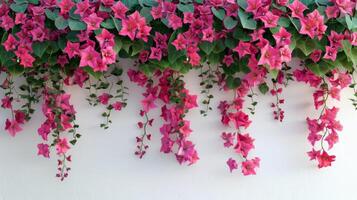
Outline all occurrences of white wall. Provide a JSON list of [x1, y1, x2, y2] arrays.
[[1, 62, 357, 200]]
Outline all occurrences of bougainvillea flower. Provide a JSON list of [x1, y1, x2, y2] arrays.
[[234, 133, 255, 157], [5, 119, 22, 137], [58, 0, 75, 15], [221, 132, 235, 147], [112, 1, 128, 19], [168, 14, 183, 30], [309, 50, 322, 63], [83, 13, 103, 31], [101, 47, 116, 64], [149, 47, 162, 61], [259, 11, 279, 28], [241, 157, 260, 176], [229, 111, 251, 129], [246, 0, 263, 15], [258, 44, 282, 70], [227, 158, 238, 172], [141, 94, 157, 112], [288, 0, 307, 19], [317, 151, 335, 168], [172, 33, 187, 50], [64, 41, 80, 58], [120, 11, 151, 42], [96, 29, 115, 48], [56, 138, 70, 155], [98, 93, 111, 105], [233, 41, 251, 58], [79, 46, 101, 69], [273, 27, 291, 47], [323, 46, 338, 61], [37, 143, 50, 158], [3, 34, 18, 51], [20, 53, 35, 68], [74, 0, 90, 16]]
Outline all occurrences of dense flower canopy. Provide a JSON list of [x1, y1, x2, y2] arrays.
[[0, 0, 357, 180]]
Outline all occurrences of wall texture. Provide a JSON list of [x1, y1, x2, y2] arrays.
[[0, 67, 356, 200]]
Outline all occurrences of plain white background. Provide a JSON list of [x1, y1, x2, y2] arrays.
[[1, 61, 357, 200]]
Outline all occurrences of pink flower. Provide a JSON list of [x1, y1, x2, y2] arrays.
[[241, 157, 260, 176], [172, 34, 187, 50], [38, 123, 51, 141], [3, 34, 18, 51], [325, 6, 340, 19], [111, 1, 128, 19], [56, 138, 70, 155], [229, 111, 251, 129], [335, 0, 355, 16], [149, 47, 162, 61], [127, 69, 148, 86], [307, 148, 320, 160], [58, 0, 74, 15], [79, 46, 101, 69], [168, 14, 182, 30], [279, 46, 292, 63], [227, 158, 238, 172], [83, 13, 103, 31], [1, 96, 12, 108], [233, 41, 251, 58], [273, 27, 291, 47], [112, 101, 123, 111], [141, 94, 157, 112], [96, 29, 115, 48], [223, 54, 234, 66], [37, 143, 50, 158], [101, 47, 116, 64], [235, 133, 255, 157], [246, 0, 263, 14], [310, 50, 322, 63], [120, 11, 151, 42], [20, 53, 35, 68], [98, 93, 111, 105], [202, 28, 214, 42], [325, 131, 339, 149], [221, 132, 235, 147], [316, 151, 335, 168], [64, 41, 80, 58], [288, 0, 307, 19], [323, 46, 337, 61], [179, 120, 192, 137], [259, 11, 279, 28], [74, 0, 90, 16], [5, 119, 22, 137], [258, 44, 282, 70]]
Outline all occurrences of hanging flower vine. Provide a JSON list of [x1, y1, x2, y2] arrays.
[[0, 0, 357, 180]]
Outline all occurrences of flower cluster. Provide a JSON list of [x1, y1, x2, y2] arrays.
[[0, 0, 356, 180]]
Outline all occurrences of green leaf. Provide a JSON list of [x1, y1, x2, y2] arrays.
[[238, 9, 257, 30], [168, 45, 185, 64], [237, 0, 247, 10], [131, 41, 144, 56], [177, 3, 194, 13], [270, 69, 279, 80], [258, 83, 269, 94], [342, 40, 357, 67], [10, 2, 28, 13], [112, 17, 122, 32], [345, 15, 357, 30], [296, 37, 318, 56], [114, 36, 123, 54], [199, 41, 215, 55], [45, 9, 58, 21], [28, 0, 39, 4], [211, 7, 225, 20], [140, 7, 153, 23], [68, 19, 87, 31], [223, 17, 238, 29], [32, 42, 49, 57], [278, 17, 290, 27], [83, 66, 103, 79], [300, 0, 314, 6], [122, 0, 139, 9], [55, 16, 68, 30], [100, 18, 115, 29], [226, 76, 241, 89], [7, 64, 24, 76]]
